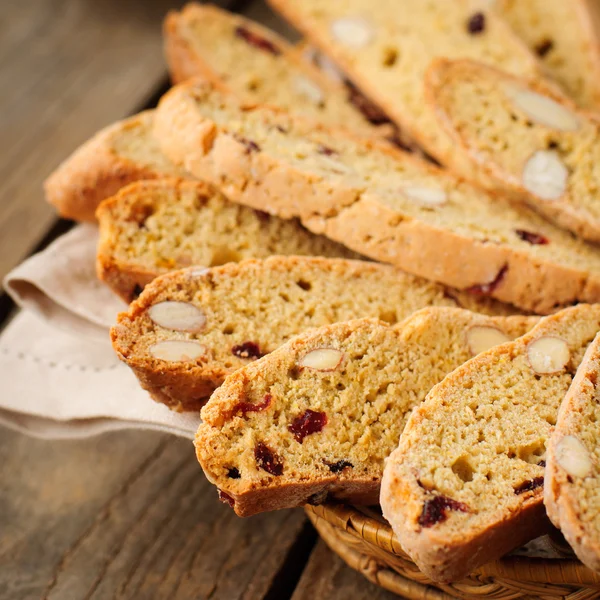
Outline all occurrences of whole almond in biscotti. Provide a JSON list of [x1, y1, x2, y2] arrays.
[[153, 79, 600, 314], [545, 332, 600, 572], [111, 257, 522, 412], [497, 0, 600, 110], [381, 304, 600, 584], [195, 308, 537, 517], [426, 59, 600, 243], [45, 111, 188, 222], [96, 179, 360, 302], [264, 0, 543, 182], [163, 3, 381, 137]]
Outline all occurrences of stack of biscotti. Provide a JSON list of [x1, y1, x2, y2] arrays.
[[426, 59, 600, 243], [111, 258, 518, 411], [153, 79, 600, 314], [96, 179, 361, 302], [265, 0, 545, 179]]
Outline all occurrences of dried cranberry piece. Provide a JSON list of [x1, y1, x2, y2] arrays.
[[516, 229, 549, 245], [234, 134, 261, 154], [255, 442, 284, 476], [227, 467, 241, 479], [317, 144, 337, 156], [326, 459, 353, 473], [346, 82, 391, 125], [234, 26, 281, 55], [288, 410, 328, 443], [232, 341, 263, 359], [231, 393, 272, 418], [218, 490, 235, 507], [467, 265, 508, 296], [514, 476, 544, 495], [467, 12, 486, 34], [535, 39, 554, 57], [418, 495, 469, 528]]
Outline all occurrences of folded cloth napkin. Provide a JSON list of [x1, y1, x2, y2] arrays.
[[2, 225, 199, 440]]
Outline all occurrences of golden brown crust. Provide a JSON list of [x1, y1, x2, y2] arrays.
[[153, 80, 600, 314]]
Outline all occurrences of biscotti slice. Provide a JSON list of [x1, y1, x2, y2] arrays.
[[96, 179, 360, 302], [111, 257, 520, 412], [45, 111, 188, 222], [427, 59, 600, 243], [380, 304, 600, 583], [196, 309, 537, 517], [545, 332, 600, 571], [164, 3, 381, 137], [498, 0, 600, 109], [153, 80, 600, 314], [266, 0, 542, 173]]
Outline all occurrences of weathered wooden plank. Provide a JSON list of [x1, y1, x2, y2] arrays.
[[292, 540, 400, 600]]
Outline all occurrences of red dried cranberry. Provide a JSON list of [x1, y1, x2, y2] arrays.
[[234, 134, 261, 154], [232, 342, 263, 359], [516, 229, 549, 245], [218, 490, 235, 507], [227, 467, 241, 479], [418, 495, 469, 528], [535, 39, 554, 57], [288, 410, 328, 443], [234, 26, 281, 55], [254, 442, 284, 476], [317, 144, 337, 156], [326, 459, 353, 473], [346, 82, 391, 125], [232, 393, 272, 418], [514, 476, 544, 495], [467, 265, 508, 296], [467, 12, 486, 34]]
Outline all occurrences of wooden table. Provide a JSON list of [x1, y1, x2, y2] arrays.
[[0, 1, 399, 597]]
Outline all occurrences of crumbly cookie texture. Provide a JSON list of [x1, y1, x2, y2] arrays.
[[265, 0, 542, 179], [44, 111, 187, 222], [381, 304, 600, 584], [427, 59, 600, 243], [164, 3, 381, 137], [96, 179, 360, 302], [153, 80, 600, 314], [195, 309, 537, 517], [545, 331, 600, 572], [498, 0, 600, 109], [111, 257, 520, 412]]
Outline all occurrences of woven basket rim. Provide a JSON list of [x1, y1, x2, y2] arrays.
[[306, 502, 600, 594]]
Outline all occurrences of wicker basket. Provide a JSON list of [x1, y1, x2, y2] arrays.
[[305, 503, 600, 599]]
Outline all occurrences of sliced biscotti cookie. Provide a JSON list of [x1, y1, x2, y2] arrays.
[[196, 309, 537, 516], [498, 0, 600, 109], [163, 3, 380, 136], [111, 257, 520, 412], [96, 179, 360, 302], [266, 0, 542, 173], [427, 59, 600, 243], [381, 304, 600, 583], [153, 80, 600, 314], [545, 332, 600, 571], [44, 111, 188, 222]]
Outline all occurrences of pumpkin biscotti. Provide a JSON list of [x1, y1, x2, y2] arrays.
[[427, 59, 600, 243], [195, 309, 537, 517], [545, 332, 600, 572], [111, 258, 519, 412], [153, 80, 600, 314], [164, 3, 381, 136], [265, 0, 542, 172], [381, 304, 600, 583], [96, 179, 359, 302], [45, 111, 188, 222], [498, 0, 600, 109]]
